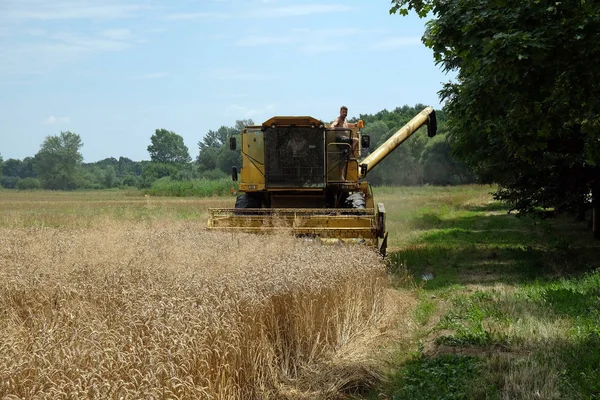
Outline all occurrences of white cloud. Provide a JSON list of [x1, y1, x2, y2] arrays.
[[51, 32, 131, 52], [245, 4, 353, 18], [165, 12, 230, 21], [26, 28, 48, 37], [371, 36, 422, 50], [145, 28, 168, 34], [209, 68, 269, 81], [3, 1, 146, 21], [314, 28, 360, 38], [235, 35, 293, 47], [44, 116, 71, 125], [131, 72, 169, 80], [0, 2, 145, 77], [0, 28, 139, 77], [101, 29, 132, 40], [300, 43, 338, 53], [230, 103, 276, 118], [234, 27, 359, 48]]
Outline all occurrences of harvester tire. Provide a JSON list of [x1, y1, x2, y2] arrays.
[[234, 193, 261, 209]]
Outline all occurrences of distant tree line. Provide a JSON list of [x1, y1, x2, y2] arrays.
[[0, 105, 473, 191]]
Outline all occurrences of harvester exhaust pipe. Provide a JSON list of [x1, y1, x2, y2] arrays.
[[359, 107, 437, 178]]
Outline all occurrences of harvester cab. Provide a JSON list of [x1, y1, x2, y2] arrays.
[[208, 107, 437, 256]]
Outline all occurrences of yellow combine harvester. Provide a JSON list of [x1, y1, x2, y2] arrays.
[[208, 107, 437, 256]]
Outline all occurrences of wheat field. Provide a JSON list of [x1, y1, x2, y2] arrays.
[[0, 192, 414, 399]]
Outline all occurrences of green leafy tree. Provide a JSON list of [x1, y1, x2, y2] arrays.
[[121, 174, 138, 187], [0, 158, 36, 178], [34, 131, 83, 190], [197, 120, 252, 175], [148, 129, 191, 164], [16, 177, 41, 190], [421, 135, 475, 185], [140, 162, 179, 188], [103, 166, 116, 188], [1, 158, 21, 177], [20, 157, 37, 178], [197, 146, 220, 171], [361, 121, 390, 151], [0, 176, 19, 189], [391, 0, 600, 229], [117, 157, 142, 176]]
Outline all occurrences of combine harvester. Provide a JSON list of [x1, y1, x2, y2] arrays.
[[208, 107, 437, 256]]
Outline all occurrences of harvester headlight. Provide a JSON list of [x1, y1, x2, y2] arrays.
[[271, 123, 276, 129]]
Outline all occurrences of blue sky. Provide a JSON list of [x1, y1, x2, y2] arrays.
[[0, 0, 451, 162]]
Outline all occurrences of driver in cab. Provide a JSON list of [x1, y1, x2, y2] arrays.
[[331, 105, 359, 158]]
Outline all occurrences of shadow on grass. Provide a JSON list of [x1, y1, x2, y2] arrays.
[[458, 201, 512, 213], [379, 335, 600, 400], [410, 212, 525, 234], [540, 285, 600, 317], [375, 203, 600, 400], [389, 212, 600, 289], [376, 268, 600, 398]]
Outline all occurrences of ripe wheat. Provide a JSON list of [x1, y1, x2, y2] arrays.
[[0, 221, 399, 399]]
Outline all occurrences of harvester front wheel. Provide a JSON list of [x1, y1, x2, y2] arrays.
[[234, 193, 262, 209]]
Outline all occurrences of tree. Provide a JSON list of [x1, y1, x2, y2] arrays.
[[421, 135, 475, 185], [197, 120, 252, 175], [391, 0, 600, 234], [147, 129, 191, 164], [361, 121, 390, 152], [1, 158, 21, 177], [34, 131, 84, 190], [117, 157, 142, 176], [139, 162, 179, 188], [16, 177, 41, 190], [103, 166, 116, 188], [20, 157, 37, 178], [0, 157, 36, 179]]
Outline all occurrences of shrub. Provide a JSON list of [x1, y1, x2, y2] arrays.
[[121, 174, 138, 187], [0, 176, 19, 189], [200, 168, 228, 180], [146, 177, 233, 197], [16, 177, 41, 190]]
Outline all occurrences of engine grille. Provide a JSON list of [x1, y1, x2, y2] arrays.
[[264, 125, 325, 188]]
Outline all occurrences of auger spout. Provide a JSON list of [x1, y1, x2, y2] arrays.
[[359, 107, 437, 178]]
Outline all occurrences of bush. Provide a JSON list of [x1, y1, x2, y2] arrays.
[[145, 177, 233, 197], [16, 177, 41, 190], [121, 174, 138, 187], [200, 168, 228, 180], [139, 162, 179, 188], [0, 176, 19, 189]]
